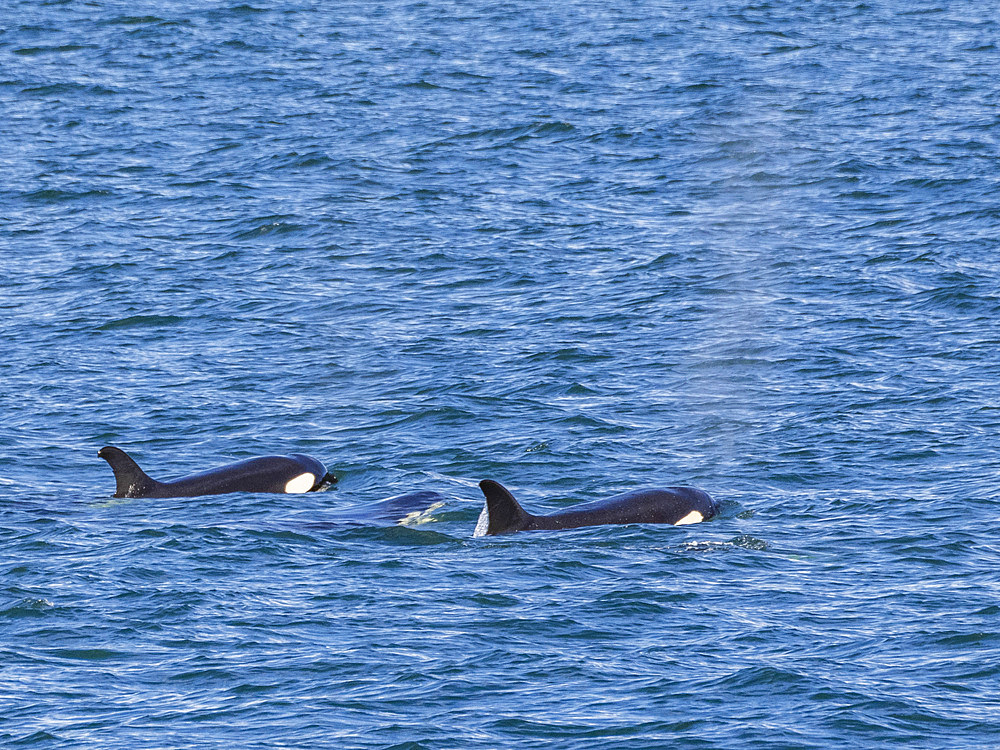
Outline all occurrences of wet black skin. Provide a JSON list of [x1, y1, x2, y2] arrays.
[[294, 490, 450, 529], [478, 480, 719, 535], [98, 446, 336, 498]]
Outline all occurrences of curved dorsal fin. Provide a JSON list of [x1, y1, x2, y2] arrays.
[[98, 446, 158, 498], [478, 480, 533, 535]]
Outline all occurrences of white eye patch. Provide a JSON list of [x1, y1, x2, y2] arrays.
[[674, 510, 704, 526], [284, 473, 315, 494]]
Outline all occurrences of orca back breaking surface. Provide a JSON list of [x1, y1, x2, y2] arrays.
[[98, 446, 336, 498], [475, 479, 719, 536], [296, 490, 450, 530]]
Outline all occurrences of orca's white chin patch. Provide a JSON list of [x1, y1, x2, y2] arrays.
[[674, 510, 704, 526], [284, 473, 315, 494]]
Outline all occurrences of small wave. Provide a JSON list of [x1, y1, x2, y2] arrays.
[[22, 188, 115, 203], [21, 83, 117, 96], [170, 668, 236, 682], [101, 15, 167, 26], [341, 525, 457, 547], [423, 121, 576, 151], [205, 3, 268, 18], [48, 648, 130, 661], [681, 535, 769, 552], [13, 44, 97, 56], [400, 79, 445, 90], [231, 221, 308, 239], [9, 730, 60, 745], [0, 598, 54, 619], [96, 315, 186, 331]]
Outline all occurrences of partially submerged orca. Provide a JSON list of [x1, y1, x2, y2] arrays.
[[475, 479, 719, 536], [294, 490, 449, 529], [98, 446, 336, 498]]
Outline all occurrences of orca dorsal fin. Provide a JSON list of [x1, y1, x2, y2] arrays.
[[98, 446, 159, 498], [478, 480, 533, 535]]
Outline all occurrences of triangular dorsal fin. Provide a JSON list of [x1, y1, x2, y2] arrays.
[[98, 446, 159, 498], [478, 480, 533, 535]]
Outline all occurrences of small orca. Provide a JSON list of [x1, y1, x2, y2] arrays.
[[475, 479, 719, 536], [345, 490, 448, 525], [296, 490, 449, 529], [98, 446, 336, 498]]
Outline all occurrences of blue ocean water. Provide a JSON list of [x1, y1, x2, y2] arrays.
[[3, 0, 1000, 747]]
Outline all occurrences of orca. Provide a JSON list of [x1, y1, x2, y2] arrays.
[[295, 490, 449, 529], [344, 490, 448, 525], [475, 479, 719, 536], [98, 446, 336, 498]]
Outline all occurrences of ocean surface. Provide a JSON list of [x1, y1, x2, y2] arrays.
[[2, 1, 1000, 747]]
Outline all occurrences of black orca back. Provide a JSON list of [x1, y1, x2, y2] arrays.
[[98, 446, 334, 498], [476, 479, 719, 535]]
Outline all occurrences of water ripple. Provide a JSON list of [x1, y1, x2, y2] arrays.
[[2, 0, 1000, 747]]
